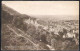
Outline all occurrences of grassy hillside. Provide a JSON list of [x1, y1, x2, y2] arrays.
[[1, 4, 79, 50]]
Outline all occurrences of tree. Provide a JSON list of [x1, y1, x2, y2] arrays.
[[40, 34, 48, 44], [63, 28, 67, 34]]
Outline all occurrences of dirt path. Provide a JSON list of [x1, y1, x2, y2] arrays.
[[7, 25, 55, 50], [7, 25, 39, 49]]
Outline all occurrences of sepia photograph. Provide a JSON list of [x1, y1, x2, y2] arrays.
[[1, 1, 79, 50]]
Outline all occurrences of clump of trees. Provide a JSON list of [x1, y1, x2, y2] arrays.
[[1, 10, 14, 24], [13, 17, 28, 32]]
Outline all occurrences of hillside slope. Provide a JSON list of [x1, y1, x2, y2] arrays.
[[1, 4, 53, 50], [1, 4, 79, 50]]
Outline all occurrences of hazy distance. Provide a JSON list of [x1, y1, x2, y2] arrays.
[[2, 1, 79, 20]]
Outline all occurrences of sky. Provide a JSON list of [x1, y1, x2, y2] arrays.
[[2, 1, 79, 16]]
